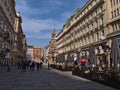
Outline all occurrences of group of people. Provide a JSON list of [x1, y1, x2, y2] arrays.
[[17, 60, 43, 72]]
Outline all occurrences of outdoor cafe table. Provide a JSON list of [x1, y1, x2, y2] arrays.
[[96, 70, 104, 80]]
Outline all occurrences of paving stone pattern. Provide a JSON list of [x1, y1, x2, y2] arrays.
[[0, 66, 117, 90]]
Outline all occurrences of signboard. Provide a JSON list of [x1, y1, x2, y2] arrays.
[[8, 40, 17, 43]]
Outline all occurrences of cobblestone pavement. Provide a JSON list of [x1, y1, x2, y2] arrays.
[[0, 66, 117, 90]]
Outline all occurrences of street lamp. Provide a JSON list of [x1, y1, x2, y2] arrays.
[[7, 39, 17, 72], [65, 54, 68, 68], [77, 48, 81, 60]]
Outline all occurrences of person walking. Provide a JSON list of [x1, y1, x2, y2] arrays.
[[29, 61, 32, 71], [36, 62, 40, 71], [31, 62, 35, 71], [48, 62, 50, 70], [40, 62, 43, 69], [17, 61, 21, 70]]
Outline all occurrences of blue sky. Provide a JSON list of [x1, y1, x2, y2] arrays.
[[15, 0, 88, 48]]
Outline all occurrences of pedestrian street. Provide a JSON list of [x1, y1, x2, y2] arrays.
[[0, 66, 117, 90]]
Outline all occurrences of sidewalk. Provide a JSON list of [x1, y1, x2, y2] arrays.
[[0, 66, 117, 90]]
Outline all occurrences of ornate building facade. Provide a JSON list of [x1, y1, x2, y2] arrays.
[[13, 13, 27, 63], [0, 0, 27, 65], [56, 0, 120, 68], [48, 29, 57, 64]]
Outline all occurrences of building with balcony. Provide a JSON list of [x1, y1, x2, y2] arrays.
[[13, 12, 27, 64], [0, 0, 27, 65], [56, 0, 120, 68], [0, 0, 16, 65]]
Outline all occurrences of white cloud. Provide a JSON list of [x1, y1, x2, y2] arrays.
[[15, 0, 72, 47], [16, 0, 50, 17], [22, 17, 64, 32], [16, 0, 64, 40]]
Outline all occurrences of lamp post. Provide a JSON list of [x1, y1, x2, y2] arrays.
[[65, 54, 68, 68], [74, 55, 77, 65], [7, 39, 17, 72], [77, 48, 81, 60]]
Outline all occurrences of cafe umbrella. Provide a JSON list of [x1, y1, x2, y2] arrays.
[[110, 38, 120, 67], [79, 58, 89, 63]]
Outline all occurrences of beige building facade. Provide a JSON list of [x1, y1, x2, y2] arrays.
[[0, 0, 27, 65], [56, 0, 120, 68], [13, 13, 27, 63], [27, 45, 43, 62], [33, 46, 43, 62], [0, 0, 16, 65]]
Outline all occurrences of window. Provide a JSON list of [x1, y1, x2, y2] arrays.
[[117, 8, 119, 16], [118, 21, 120, 29], [98, 48, 100, 53], [101, 17, 104, 25], [111, 11, 114, 18], [101, 29, 105, 36], [112, 24, 115, 31], [0, 19, 2, 26], [95, 10, 97, 16], [114, 10, 116, 17], [97, 32, 99, 40], [115, 23, 118, 30], [92, 23, 94, 29], [92, 34, 94, 42], [96, 20, 98, 27], [100, 5, 103, 12], [110, 0, 113, 6], [113, 0, 116, 5], [116, 0, 119, 3], [7, 7, 9, 12]]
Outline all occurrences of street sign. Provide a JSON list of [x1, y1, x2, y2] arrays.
[[8, 40, 17, 43]]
